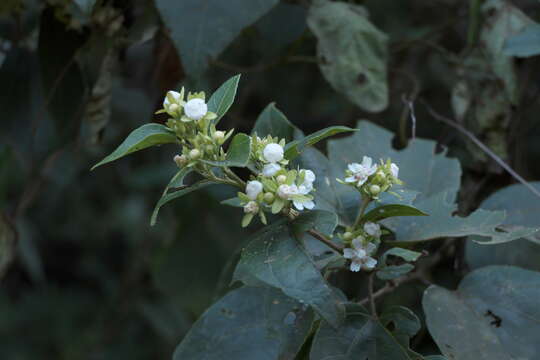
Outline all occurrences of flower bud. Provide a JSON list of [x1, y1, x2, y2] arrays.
[[205, 144, 214, 153], [263, 163, 281, 177], [369, 184, 381, 195], [184, 98, 208, 120], [343, 232, 354, 241], [263, 192, 275, 204], [189, 148, 201, 160], [213, 130, 225, 142], [246, 181, 263, 200], [173, 154, 187, 167], [277, 184, 291, 199], [390, 163, 399, 178], [168, 103, 179, 114], [263, 143, 284, 163], [276, 175, 287, 184], [243, 201, 259, 214], [163, 90, 181, 107]]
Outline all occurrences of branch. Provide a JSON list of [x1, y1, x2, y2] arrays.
[[307, 229, 343, 254]]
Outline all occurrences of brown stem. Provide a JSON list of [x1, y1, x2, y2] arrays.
[[307, 229, 343, 254]]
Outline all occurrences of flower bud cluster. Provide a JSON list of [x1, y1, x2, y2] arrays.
[[251, 135, 289, 177], [338, 156, 402, 199], [339, 221, 382, 272]]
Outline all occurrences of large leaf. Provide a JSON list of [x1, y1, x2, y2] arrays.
[[307, 0, 388, 112], [208, 74, 241, 125], [306, 120, 536, 243], [91, 124, 177, 170], [155, 0, 278, 76], [252, 102, 302, 142], [362, 204, 427, 223], [423, 266, 540, 360], [466, 182, 540, 271], [233, 222, 345, 327], [291, 209, 338, 238], [202, 133, 251, 168], [173, 286, 314, 360], [504, 23, 540, 57], [284, 126, 356, 160], [310, 303, 434, 360]]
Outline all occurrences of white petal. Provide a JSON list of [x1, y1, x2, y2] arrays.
[[343, 248, 355, 259], [246, 180, 263, 200], [350, 261, 362, 272], [345, 176, 356, 183], [363, 257, 378, 270], [184, 98, 207, 120], [351, 237, 363, 249], [348, 163, 361, 173], [303, 169, 316, 183], [262, 163, 281, 177], [293, 201, 304, 211], [356, 178, 367, 186], [361, 156, 373, 168], [303, 200, 315, 210], [391, 163, 399, 178], [263, 143, 284, 163]]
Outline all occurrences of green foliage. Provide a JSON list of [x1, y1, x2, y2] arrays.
[[201, 133, 251, 167], [207, 74, 241, 125], [252, 102, 300, 141], [423, 266, 540, 360]]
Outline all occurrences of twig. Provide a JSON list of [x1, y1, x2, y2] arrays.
[[368, 272, 377, 318], [353, 196, 371, 229], [307, 229, 343, 254], [421, 99, 540, 200]]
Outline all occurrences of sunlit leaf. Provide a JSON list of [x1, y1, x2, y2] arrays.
[[208, 74, 241, 125]]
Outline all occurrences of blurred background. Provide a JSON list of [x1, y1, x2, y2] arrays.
[[1, 0, 540, 359]]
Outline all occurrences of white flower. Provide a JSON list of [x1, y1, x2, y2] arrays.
[[303, 169, 316, 184], [263, 143, 284, 163], [163, 91, 181, 107], [262, 163, 281, 177], [184, 98, 208, 120], [390, 163, 399, 178], [293, 198, 315, 211], [343, 238, 378, 272], [243, 201, 259, 214], [364, 222, 381, 238], [246, 181, 263, 200], [345, 156, 377, 187], [277, 184, 298, 199]]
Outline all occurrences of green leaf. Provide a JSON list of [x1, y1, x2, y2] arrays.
[[310, 303, 430, 360], [377, 264, 414, 281], [504, 23, 540, 57], [291, 209, 338, 238], [307, 0, 388, 113], [91, 124, 177, 170], [252, 102, 302, 142], [173, 286, 314, 360], [381, 248, 422, 263], [362, 204, 428, 223], [466, 182, 540, 271], [233, 222, 345, 327], [201, 133, 251, 168], [155, 0, 278, 76], [150, 180, 217, 226], [423, 266, 540, 360], [284, 126, 356, 160], [208, 74, 241, 125]]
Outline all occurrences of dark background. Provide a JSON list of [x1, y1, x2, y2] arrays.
[[1, 0, 540, 359]]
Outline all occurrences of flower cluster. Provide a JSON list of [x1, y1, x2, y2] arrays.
[[158, 89, 233, 167], [339, 156, 402, 199], [340, 221, 381, 272], [237, 139, 316, 227]]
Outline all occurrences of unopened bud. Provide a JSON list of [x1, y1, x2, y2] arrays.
[[173, 154, 187, 167], [369, 184, 381, 195], [276, 175, 287, 184], [213, 130, 225, 142], [263, 192, 275, 204], [205, 144, 214, 153], [343, 232, 354, 241], [189, 149, 201, 160], [169, 103, 179, 113]]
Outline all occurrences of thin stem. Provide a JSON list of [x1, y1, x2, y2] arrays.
[[353, 196, 371, 229], [224, 167, 246, 188], [307, 229, 343, 254], [467, 0, 483, 48], [368, 272, 377, 318]]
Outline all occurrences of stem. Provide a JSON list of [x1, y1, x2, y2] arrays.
[[467, 0, 483, 48], [224, 167, 246, 188], [353, 196, 371, 229], [307, 229, 343, 254], [368, 272, 377, 318]]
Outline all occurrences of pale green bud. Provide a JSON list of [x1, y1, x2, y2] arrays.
[[169, 103, 179, 114], [343, 232, 354, 241], [263, 192, 275, 204], [369, 184, 381, 195], [213, 130, 225, 142], [276, 175, 287, 184], [173, 154, 187, 167], [205, 144, 214, 153], [189, 149, 201, 160]]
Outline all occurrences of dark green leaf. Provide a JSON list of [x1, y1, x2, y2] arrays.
[[0, 214, 15, 279], [155, 0, 278, 76], [91, 124, 177, 170], [291, 209, 338, 238], [363, 204, 428, 223], [233, 222, 345, 327], [201, 133, 251, 168], [380, 248, 422, 263], [150, 180, 218, 226], [377, 264, 414, 281], [504, 23, 540, 57], [423, 266, 540, 360], [252, 102, 302, 142], [173, 286, 314, 360], [208, 74, 241, 125], [307, 0, 388, 112], [284, 126, 356, 160]]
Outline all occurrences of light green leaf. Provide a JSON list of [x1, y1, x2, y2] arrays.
[[173, 286, 314, 360], [291, 209, 338, 238], [307, 0, 388, 112], [155, 0, 278, 76], [208, 74, 241, 125], [151, 180, 218, 226], [423, 266, 540, 360], [466, 182, 540, 271], [284, 126, 356, 160], [91, 124, 177, 170], [202, 133, 251, 168], [233, 222, 345, 327], [363, 204, 428, 223], [252, 102, 302, 142], [381, 248, 422, 263], [504, 23, 540, 57], [310, 303, 431, 359]]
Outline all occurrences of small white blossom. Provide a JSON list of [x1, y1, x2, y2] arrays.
[[293, 197, 315, 211], [263, 143, 284, 163], [243, 201, 259, 214], [277, 184, 298, 199], [345, 156, 377, 187], [364, 222, 381, 238], [303, 169, 316, 184], [184, 98, 208, 120], [246, 181, 263, 200], [390, 163, 399, 178], [343, 238, 378, 272], [163, 91, 181, 107], [262, 163, 281, 177]]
